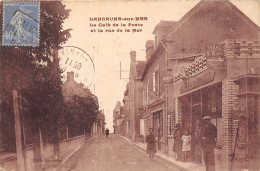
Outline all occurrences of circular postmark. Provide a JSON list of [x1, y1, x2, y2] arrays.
[[58, 46, 95, 97]]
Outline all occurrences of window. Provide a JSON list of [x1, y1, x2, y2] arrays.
[[153, 72, 156, 92], [152, 70, 160, 97], [156, 71, 160, 96]]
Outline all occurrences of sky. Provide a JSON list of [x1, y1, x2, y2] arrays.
[[61, 0, 260, 130]]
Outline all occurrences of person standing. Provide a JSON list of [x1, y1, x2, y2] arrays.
[[182, 129, 191, 162], [173, 123, 182, 160], [145, 128, 156, 161], [105, 128, 109, 138], [201, 116, 217, 171]]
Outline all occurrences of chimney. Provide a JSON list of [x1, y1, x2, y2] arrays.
[[67, 71, 74, 81], [130, 51, 136, 63], [145, 40, 154, 60]]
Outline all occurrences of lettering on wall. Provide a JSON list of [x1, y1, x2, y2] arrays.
[[180, 69, 215, 93]]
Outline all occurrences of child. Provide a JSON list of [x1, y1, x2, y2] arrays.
[[181, 129, 191, 162]]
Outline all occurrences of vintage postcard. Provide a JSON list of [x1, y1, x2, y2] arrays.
[[0, 0, 260, 171]]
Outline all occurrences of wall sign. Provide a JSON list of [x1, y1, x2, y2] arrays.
[[205, 45, 224, 57], [180, 69, 215, 93]]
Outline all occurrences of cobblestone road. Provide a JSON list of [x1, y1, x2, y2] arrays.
[[57, 134, 179, 171]]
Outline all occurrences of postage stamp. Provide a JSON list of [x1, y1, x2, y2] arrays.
[[59, 46, 95, 97], [2, 1, 40, 46]]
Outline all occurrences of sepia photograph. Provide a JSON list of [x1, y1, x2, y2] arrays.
[[0, 0, 260, 170]]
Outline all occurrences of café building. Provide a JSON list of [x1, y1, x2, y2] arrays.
[[171, 39, 260, 170]]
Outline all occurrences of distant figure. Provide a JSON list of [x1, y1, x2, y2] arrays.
[[182, 129, 191, 162], [105, 128, 110, 138], [145, 128, 156, 161], [201, 116, 217, 171], [173, 123, 182, 160]]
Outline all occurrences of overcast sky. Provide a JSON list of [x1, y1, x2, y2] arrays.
[[62, 0, 260, 130]]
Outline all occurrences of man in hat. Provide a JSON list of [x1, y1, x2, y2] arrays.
[[201, 116, 217, 171]]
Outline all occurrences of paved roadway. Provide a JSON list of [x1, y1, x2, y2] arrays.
[[57, 134, 179, 171]]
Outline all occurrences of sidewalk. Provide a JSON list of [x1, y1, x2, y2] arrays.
[[120, 135, 205, 171], [47, 135, 98, 171]]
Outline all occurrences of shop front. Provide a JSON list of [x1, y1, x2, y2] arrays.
[[145, 98, 167, 153], [179, 83, 222, 145], [170, 52, 226, 165]]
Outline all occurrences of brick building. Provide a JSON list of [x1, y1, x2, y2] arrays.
[[139, 0, 260, 170], [171, 39, 260, 170]]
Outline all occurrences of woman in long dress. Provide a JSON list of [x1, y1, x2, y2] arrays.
[[146, 128, 156, 160]]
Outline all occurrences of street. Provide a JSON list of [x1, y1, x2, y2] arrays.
[[57, 134, 179, 171]]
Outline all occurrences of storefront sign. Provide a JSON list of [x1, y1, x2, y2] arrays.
[[180, 69, 215, 93], [205, 45, 224, 57]]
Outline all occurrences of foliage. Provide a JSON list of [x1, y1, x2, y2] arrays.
[[0, 2, 71, 145], [23, 67, 66, 143], [65, 95, 99, 136]]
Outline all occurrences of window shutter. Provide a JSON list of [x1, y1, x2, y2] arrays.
[[157, 71, 160, 96], [153, 72, 156, 92]]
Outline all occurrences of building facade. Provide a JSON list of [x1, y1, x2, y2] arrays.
[[171, 39, 260, 170], [118, 51, 146, 141], [139, 0, 260, 170], [113, 101, 124, 134]]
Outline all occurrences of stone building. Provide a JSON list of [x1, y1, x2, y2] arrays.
[[124, 51, 146, 142], [62, 71, 92, 102]]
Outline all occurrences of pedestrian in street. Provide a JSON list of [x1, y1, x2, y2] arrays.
[[105, 128, 109, 138], [201, 116, 217, 171], [173, 123, 182, 161], [182, 129, 191, 162], [145, 128, 156, 161]]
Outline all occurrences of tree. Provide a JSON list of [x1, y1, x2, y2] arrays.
[[0, 1, 71, 158], [65, 95, 99, 138]]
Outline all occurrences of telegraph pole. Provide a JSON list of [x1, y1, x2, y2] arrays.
[[13, 90, 26, 171]]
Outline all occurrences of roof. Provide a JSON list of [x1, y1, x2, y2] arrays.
[[141, 43, 164, 81], [135, 61, 146, 78], [142, 0, 260, 80], [152, 20, 177, 34], [165, 0, 260, 40], [145, 40, 154, 48]]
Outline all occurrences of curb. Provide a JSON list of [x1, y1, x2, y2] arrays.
[[119, 135, 189, 171]]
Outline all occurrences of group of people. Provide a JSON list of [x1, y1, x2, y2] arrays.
[[145, 115, 217, 171]]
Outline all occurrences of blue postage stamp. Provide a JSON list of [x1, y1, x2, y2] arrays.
[[2, 2, 40, 46]]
